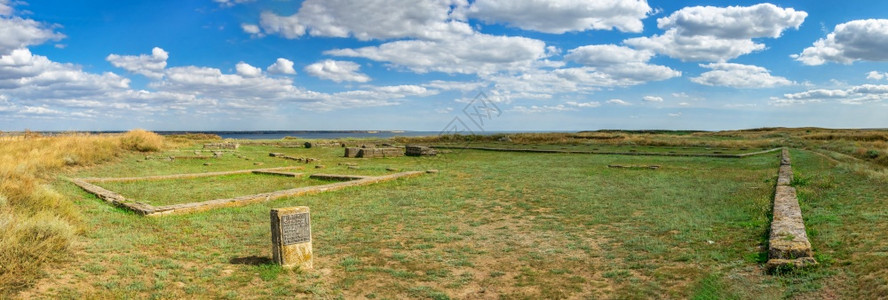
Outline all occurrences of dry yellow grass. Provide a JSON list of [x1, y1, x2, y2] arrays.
[[119, 129, 165, 152], [0, 130, 165, 295]]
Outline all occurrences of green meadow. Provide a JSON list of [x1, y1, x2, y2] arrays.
[[4, 129, 888, 298]]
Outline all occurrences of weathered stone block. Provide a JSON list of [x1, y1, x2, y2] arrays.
[[344, 147, 361, 158], [270, 207, 312, 269], [357, 147, 404, 158], [405, 145, 437, 156], [777, 165, 793, 186], [781, 148, 791, 165]]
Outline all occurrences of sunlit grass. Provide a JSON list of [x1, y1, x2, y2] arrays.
[[6, 128, 888, 298]]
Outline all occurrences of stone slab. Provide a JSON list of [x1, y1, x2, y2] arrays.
[[252, 170, 304, 177], [781, 148, 791, 165], [777, 165, 793, 186], [270, 206, 312, 269], [309, 174, 370, 181]]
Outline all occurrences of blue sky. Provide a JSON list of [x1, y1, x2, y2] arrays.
[[1, 0, 888, 131]]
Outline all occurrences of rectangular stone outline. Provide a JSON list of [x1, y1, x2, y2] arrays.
[[70, 167, 425, 217], [767, 148, 817, 271]]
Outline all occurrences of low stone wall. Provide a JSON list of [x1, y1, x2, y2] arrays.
[[304, 141, 339, 148], [252, 170, 304, 177], [358, 147, 404, 158], [344, 147, 361, 158], [767, 148, 816, 271], [269, 152, 318, 163], [344, 147, 404, 158], [78, 166, 303, 183], [406, 145, 437, 156], [203, 142, 240, 150], [71, 169, 427, 216], [309, 174, 370, 181]]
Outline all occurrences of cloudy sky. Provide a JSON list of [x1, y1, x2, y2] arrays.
[[2, 0, 888, 131]]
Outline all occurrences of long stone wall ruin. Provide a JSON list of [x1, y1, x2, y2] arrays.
[[767, 148, 816, 271]]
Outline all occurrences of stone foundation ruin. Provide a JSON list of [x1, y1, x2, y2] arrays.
[[203, 142, 240, 150], [344, 147, 404, 158], [406, 145, 437, 156]]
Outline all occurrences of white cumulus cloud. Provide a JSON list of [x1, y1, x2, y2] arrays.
[[775, 84, 888, 105], [241, 23, 262, 37], [0, 15, 65, 55], [258, 0, 471, 41], [564, 44, 681, 83], [214, 0, 255, 7], [267, 58, 296, 75], [0, 49, 130, 96], [566, 101, 601, 108], [326, 33, 548, 75], [106, 47, 169, 79], [606, 99, 631, 105], [794, 19, 888, 65], [460, 0, 651, 34], [0, 0, 12, 16], [867, 71, 888, 80], [642, 96, 663, 102], [625, 3, 806, 62], [235, 62, 263, 77], [304, 60, 370, 83], [691, 63, 793, 88], [511, 104, 574, 113]]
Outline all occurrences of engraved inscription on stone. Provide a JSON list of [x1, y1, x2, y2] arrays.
[[281, 213, 311, 245]]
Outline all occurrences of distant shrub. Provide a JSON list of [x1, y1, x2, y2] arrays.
[[120, 129, 164, 152], [866, 150, 880, 159]]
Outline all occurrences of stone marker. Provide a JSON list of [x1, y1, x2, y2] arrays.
[[270, 207, 313, 269]]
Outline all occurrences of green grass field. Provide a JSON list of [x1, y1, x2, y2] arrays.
[[14, 140, 888, 298]]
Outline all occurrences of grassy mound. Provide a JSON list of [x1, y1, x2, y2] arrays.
[[119, 129, 164, 152]]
